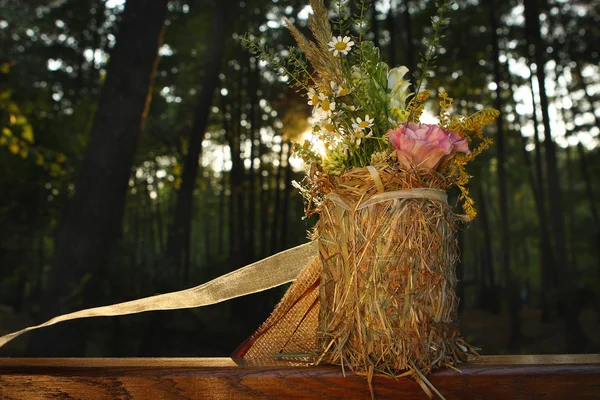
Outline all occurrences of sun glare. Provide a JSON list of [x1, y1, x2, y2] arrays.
[[289, 127, 326, 170], [300, 128, 327, 158]]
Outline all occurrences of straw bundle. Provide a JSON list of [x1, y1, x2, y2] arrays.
[[314, 165, 472, 394]]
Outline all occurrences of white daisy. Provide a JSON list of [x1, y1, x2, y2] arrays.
[[333, 82, 351, 97], [328, 36, 355, 56], [317, 82, 333, 96], [329, 81, 339, 95], [307, 87, 319, 108], [321, 120, 336, 133], [317, 97, 336, 115], [338, 140, 350, 155], [313, 106, 333, 122], [352, 115, 374, 131], [353, 128, 373, 146]]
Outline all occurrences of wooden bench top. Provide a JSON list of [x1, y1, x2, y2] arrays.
[[1, 354, 599, 399]]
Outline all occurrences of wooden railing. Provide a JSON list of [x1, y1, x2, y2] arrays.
[[1, 354, 599, 399]]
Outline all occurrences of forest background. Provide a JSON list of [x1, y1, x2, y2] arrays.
[[0, 0, 598, 357]]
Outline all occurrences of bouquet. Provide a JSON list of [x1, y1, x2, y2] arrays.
[[244, 0, 499, 397]]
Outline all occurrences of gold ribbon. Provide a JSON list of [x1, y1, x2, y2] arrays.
[[366, 165, 385, 193], [326, 188, 448, 211], [357, 188, 448, 209], [0, 241, 318, 350]]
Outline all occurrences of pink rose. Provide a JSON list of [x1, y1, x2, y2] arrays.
[[386, 122, 469, 170]]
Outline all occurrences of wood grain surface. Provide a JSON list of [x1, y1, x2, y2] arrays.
[[1, 355, 599, 399]]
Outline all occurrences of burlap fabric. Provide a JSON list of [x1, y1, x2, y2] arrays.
[[233, 257, 321, 363]]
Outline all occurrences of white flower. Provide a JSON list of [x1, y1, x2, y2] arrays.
[[352, 115, 374, 131], [313, 106, 333, 122], [307, 87, 319, 108], [321, 120, 336, 133], [317, 97, 336, 115], [329, 81, 350, 97], [337, 140, 350, 156], [353, 128, 373, 146], [387, 66, 410, 94], [329, 81, 339, 94], [328, 36, 355, 56], [387, 66, 411, 115], [312, 92, 336, 121]]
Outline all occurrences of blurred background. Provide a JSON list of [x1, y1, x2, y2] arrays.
[[0, 0, 598, 357]]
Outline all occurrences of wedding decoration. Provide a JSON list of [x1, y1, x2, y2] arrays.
[[0, 1, 499, 399], [243, 0, 499, 397]]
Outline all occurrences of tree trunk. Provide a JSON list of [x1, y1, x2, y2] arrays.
[[257, 94, 268, 258], [246, 55, 258, 262], [519, 65, 557, 322], [576, 142, 599, 231], [167, 0, 231, 283], [564, 145, 579, 272], [402, 0, 415, 85], [146, 188, 159, 269], [477, 180, 495, 306], [270, 140, 285, 254], [528, 73, 547, 211], [203, 190, 212, 266], [182, 189, 192, 284], [490, 0, 520, 346], [386, 1, 396, 66], [223, 99, 239, 264], [218, 161, 226, 257], [279, 141, 293, 250], [456, 227, 465, 315], [130, 207, 140, 282], [30, 232, 46, 312], [371, 0, 379, 49], [15, 267, 25, 313], [224, 92, 244, 268], [569, 63, 600, 271], [524, 0, 587, 352], [154, 186, 166, 254], [28, 0, 168, 356], [234, 61, 247, 266]]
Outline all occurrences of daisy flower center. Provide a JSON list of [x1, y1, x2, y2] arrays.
[[335, 42, 348, 51], [321, 99, 331, 112], [359, 121, 370, 128]]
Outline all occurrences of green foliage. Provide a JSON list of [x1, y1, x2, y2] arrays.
[[242, 37, 313, 92], [413, 0, 454, 98], [352, 41, 389, 125]]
